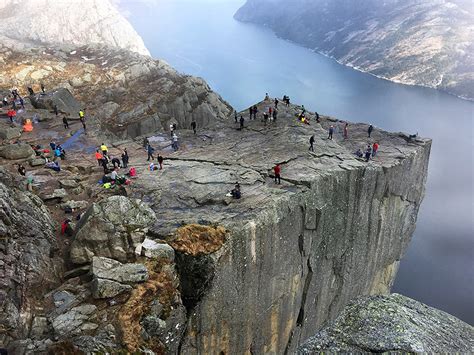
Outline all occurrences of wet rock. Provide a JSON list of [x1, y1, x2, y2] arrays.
[[91, 256, 148, 284], [29, 88, 81, 116], [92, 278, 132, 299], [0, 143, 34, 160], [70, 196, 156, 264], [141, 238, 175, 261], [298, 294, 474, 354], [51, 304, 98, 338]]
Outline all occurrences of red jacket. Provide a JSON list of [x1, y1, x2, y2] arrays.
[[274, 165, 281, 175], [373, 143, 379, 151]]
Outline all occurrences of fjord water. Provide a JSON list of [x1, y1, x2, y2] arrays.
[[124, 0, 474, 324]]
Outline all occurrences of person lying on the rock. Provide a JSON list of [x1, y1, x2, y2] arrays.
[[17, 164, 26, 176], [45, 161, 61, 172]]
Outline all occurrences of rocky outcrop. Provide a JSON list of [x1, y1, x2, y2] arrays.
[[70, 196, 156, 264], [0, 167, 56, 346], [0, 44, 234, 139], [235, 0, 474, 100], [298, 294, 474, 353], [125, 102, 432, 353], [29, 88, 81, 116], [0, 0, 150, 56], [0, 143, 35, 160]]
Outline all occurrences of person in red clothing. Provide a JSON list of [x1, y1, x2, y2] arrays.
[[7, 109, 16, 122], [372, 142, 379, 157], [61, 219, 73, 237], [273, 164, 281, 185], [95, 150, 103, 166]]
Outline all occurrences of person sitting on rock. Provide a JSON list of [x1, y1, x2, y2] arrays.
[[110, 168, 118, 181], [355, 148, 364, 158], [230, 183, 241, 199], [17, 164, 26, 176], [49, 141, 56, 151]]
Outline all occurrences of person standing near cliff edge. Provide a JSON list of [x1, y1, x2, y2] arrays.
[[309, 135, 315, 152], [328, 125, 334, 140], [368, 124, 374, 138], [240, 115, 245, 130], [273, 164, 281, 184], [191, 120, 197, 135], [343, 122, 348, 139]]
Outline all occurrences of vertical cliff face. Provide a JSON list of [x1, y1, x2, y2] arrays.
[[124, 103, 431, 353], [0, 0, 150, 56], [178, 134, 431, 353]]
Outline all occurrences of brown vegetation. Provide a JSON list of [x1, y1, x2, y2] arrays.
[[169, 224, 228, 256], [118, 259, 179, 354]]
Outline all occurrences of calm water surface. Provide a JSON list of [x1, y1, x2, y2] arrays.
[[124, 0, 474, 324]]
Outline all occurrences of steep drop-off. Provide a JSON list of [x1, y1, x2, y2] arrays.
[[235, 0, 474, 100]]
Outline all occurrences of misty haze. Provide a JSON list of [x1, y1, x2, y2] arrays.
[[0, 0, 472, 353]]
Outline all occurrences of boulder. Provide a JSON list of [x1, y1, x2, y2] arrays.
[[92, 278, 132, 299], [60, 200, 89, 210], [29, 157, 46, 167], [0, 143, 35, 160], [29, 88, 81, 116], [51, 304, 98, 338], [0, 126, 22, 140], [298, 294, 474, 354], [42, 188, 67, 201], [59, 179, 79, 189], [91, 257, 148, 284], [141, 238, 175, 261], [70, 196, 156, 264]]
